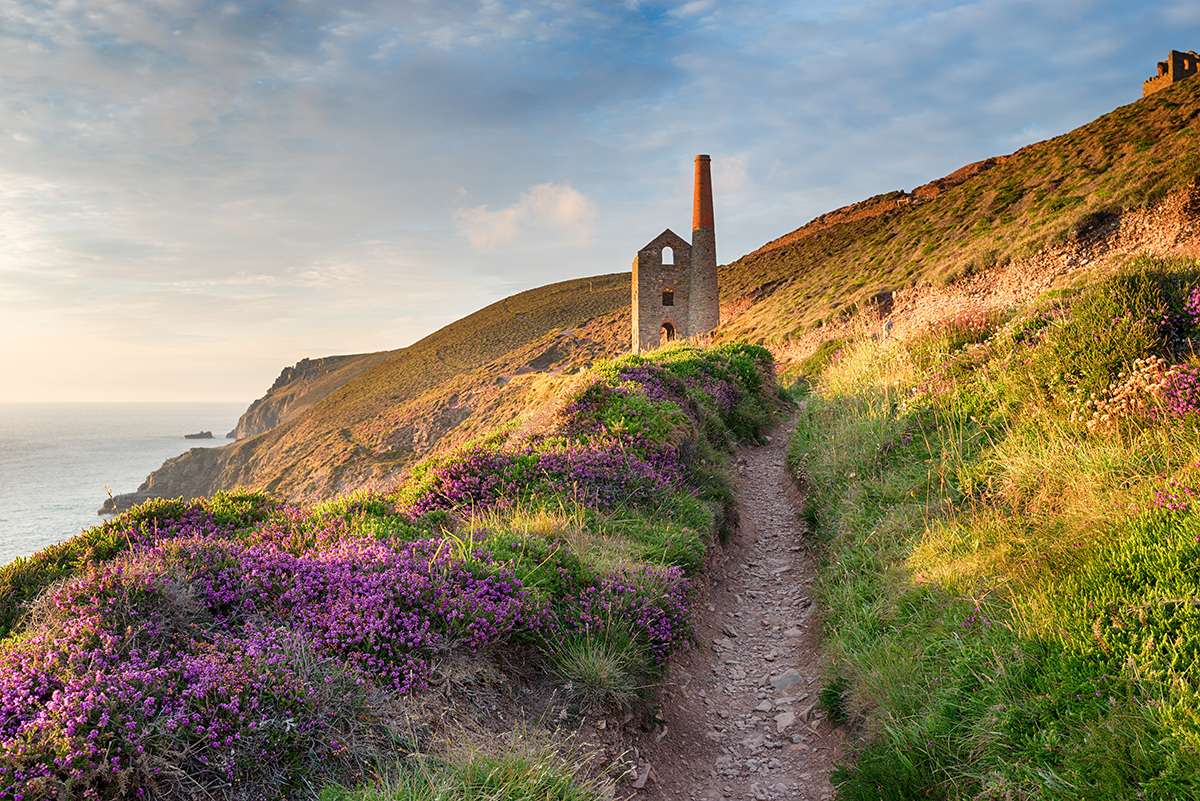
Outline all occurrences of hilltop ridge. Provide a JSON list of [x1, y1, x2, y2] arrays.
[[718, 76, 1200, 344], [102, 273, 630, 512], [107, 74, 1200, 513]]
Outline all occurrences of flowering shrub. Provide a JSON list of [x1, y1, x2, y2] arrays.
[[1070, 357, 1200, 432], [0, 343, 780, 799], [397, 438, 682, 518], [0, 527, 532, 797], [1023, 266, 1200, 403], [556, 375, 689, 442], [540, 565, 694, 667], [1, 559, 385, 799]]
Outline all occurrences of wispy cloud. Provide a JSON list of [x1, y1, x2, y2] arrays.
[[0, 0, 1194, 399], [456, 183, 598, 250]]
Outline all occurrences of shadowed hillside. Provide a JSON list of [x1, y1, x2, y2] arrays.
[[104, 273, 631, 509]]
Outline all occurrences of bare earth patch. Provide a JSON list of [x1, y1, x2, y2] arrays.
[[618, 416, 847, 801]]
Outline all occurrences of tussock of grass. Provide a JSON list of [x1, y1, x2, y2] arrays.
[[322, 732, 605, 801], [792, 256, 1200, 798]]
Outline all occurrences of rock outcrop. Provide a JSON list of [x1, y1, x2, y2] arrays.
[[231, 352, 396, 440], [99, 446, 228, 514]]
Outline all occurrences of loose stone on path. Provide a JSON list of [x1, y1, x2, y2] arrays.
[[631, 415, 847, 801]]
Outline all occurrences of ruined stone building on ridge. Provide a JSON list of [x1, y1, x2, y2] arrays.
[[1143, 50, 1200, 98], [632, 155, 720, 353]]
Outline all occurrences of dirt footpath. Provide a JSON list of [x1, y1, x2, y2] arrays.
[[629, 416, 847, 800]]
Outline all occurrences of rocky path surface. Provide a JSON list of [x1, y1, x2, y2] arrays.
[[630, 416, 847, 800]]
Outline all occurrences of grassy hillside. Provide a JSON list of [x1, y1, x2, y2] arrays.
[[717, 76, 1200, 345], [790, 256, 1200, 798], [116, 273, 631, 507], [231, 351, 398, 440], [19, 68, 1200, 801], [0, 344, 780, 800]]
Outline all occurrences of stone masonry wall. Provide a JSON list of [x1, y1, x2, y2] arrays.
[[689, 224, 720, 336], [1144, 50, 1200, 98], [633, 229, 692, 353]]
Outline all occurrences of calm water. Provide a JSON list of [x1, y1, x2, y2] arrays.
[[0, 403, 246, 567]]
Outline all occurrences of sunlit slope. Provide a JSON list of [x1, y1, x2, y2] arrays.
[[231, 351, 399, 440], [717, 76, 1200, 345], [123, 273, 630, 505]]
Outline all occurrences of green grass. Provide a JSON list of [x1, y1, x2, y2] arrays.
[[790, 256, 1200, 798], [322, 735, 604, 801]]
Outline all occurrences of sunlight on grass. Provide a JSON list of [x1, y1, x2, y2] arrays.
[[792, 257, 1200, 798]]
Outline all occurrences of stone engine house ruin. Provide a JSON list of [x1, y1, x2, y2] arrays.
[[1143, 50, 1200, 98], [632, 155, 720, 352]]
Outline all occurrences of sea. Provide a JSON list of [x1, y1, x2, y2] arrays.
[[0, 403, 247, 567]]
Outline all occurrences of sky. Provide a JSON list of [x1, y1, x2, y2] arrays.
[[1, 0, 1196, 403]]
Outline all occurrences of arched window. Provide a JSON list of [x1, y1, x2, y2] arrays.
[[662, 246, 674, 265], [660, 322, 676, 347], [662, 288, 675, 306]]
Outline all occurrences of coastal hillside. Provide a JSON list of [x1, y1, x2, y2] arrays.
[[717, 75, 1200, 348], [229, 351, 398, 440], [110, 78, 1200, 514], [103, 273, 631, 511], [2, 343, 782, 799], [6, 67, 1200, 801]]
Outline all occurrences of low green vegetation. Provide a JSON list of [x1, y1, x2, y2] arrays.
[[790, 256, 1200, 798], [320, 734, 602, 801], [0, 343, 779, 800]]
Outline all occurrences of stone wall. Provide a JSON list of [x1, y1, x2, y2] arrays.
[[633, 229, 693, 352], [689, 224, 720, 335], [1143, 50, 1200, 98]]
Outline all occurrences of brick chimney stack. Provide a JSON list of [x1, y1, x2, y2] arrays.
[[689, 155, 719, 337], [693, 154, 714, 230]]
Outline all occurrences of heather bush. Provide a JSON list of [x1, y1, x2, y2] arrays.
[[206, 489, 280, 528], [1, 555, 395, 799], [0, 502, 237, 640], [1023, 261, 1200, 405], [2, 343, 780, 799]]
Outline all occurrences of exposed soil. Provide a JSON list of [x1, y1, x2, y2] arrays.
[[619, 415, 847, 801], [773, 175, 1200, 365]]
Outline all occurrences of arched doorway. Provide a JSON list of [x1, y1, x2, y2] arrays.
[[660, 322, 676, 347]]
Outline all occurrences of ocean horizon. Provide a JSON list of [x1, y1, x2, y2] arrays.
[[0, 402, 246, 567]]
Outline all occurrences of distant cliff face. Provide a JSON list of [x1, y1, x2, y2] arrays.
[[98, 446, 228, 513], [231, 352, 396, 440], [101, 274, 631, 513]]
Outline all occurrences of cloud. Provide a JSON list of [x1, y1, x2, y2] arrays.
[[455, 183, 598, 250], [0, 0, 1193, 400]]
